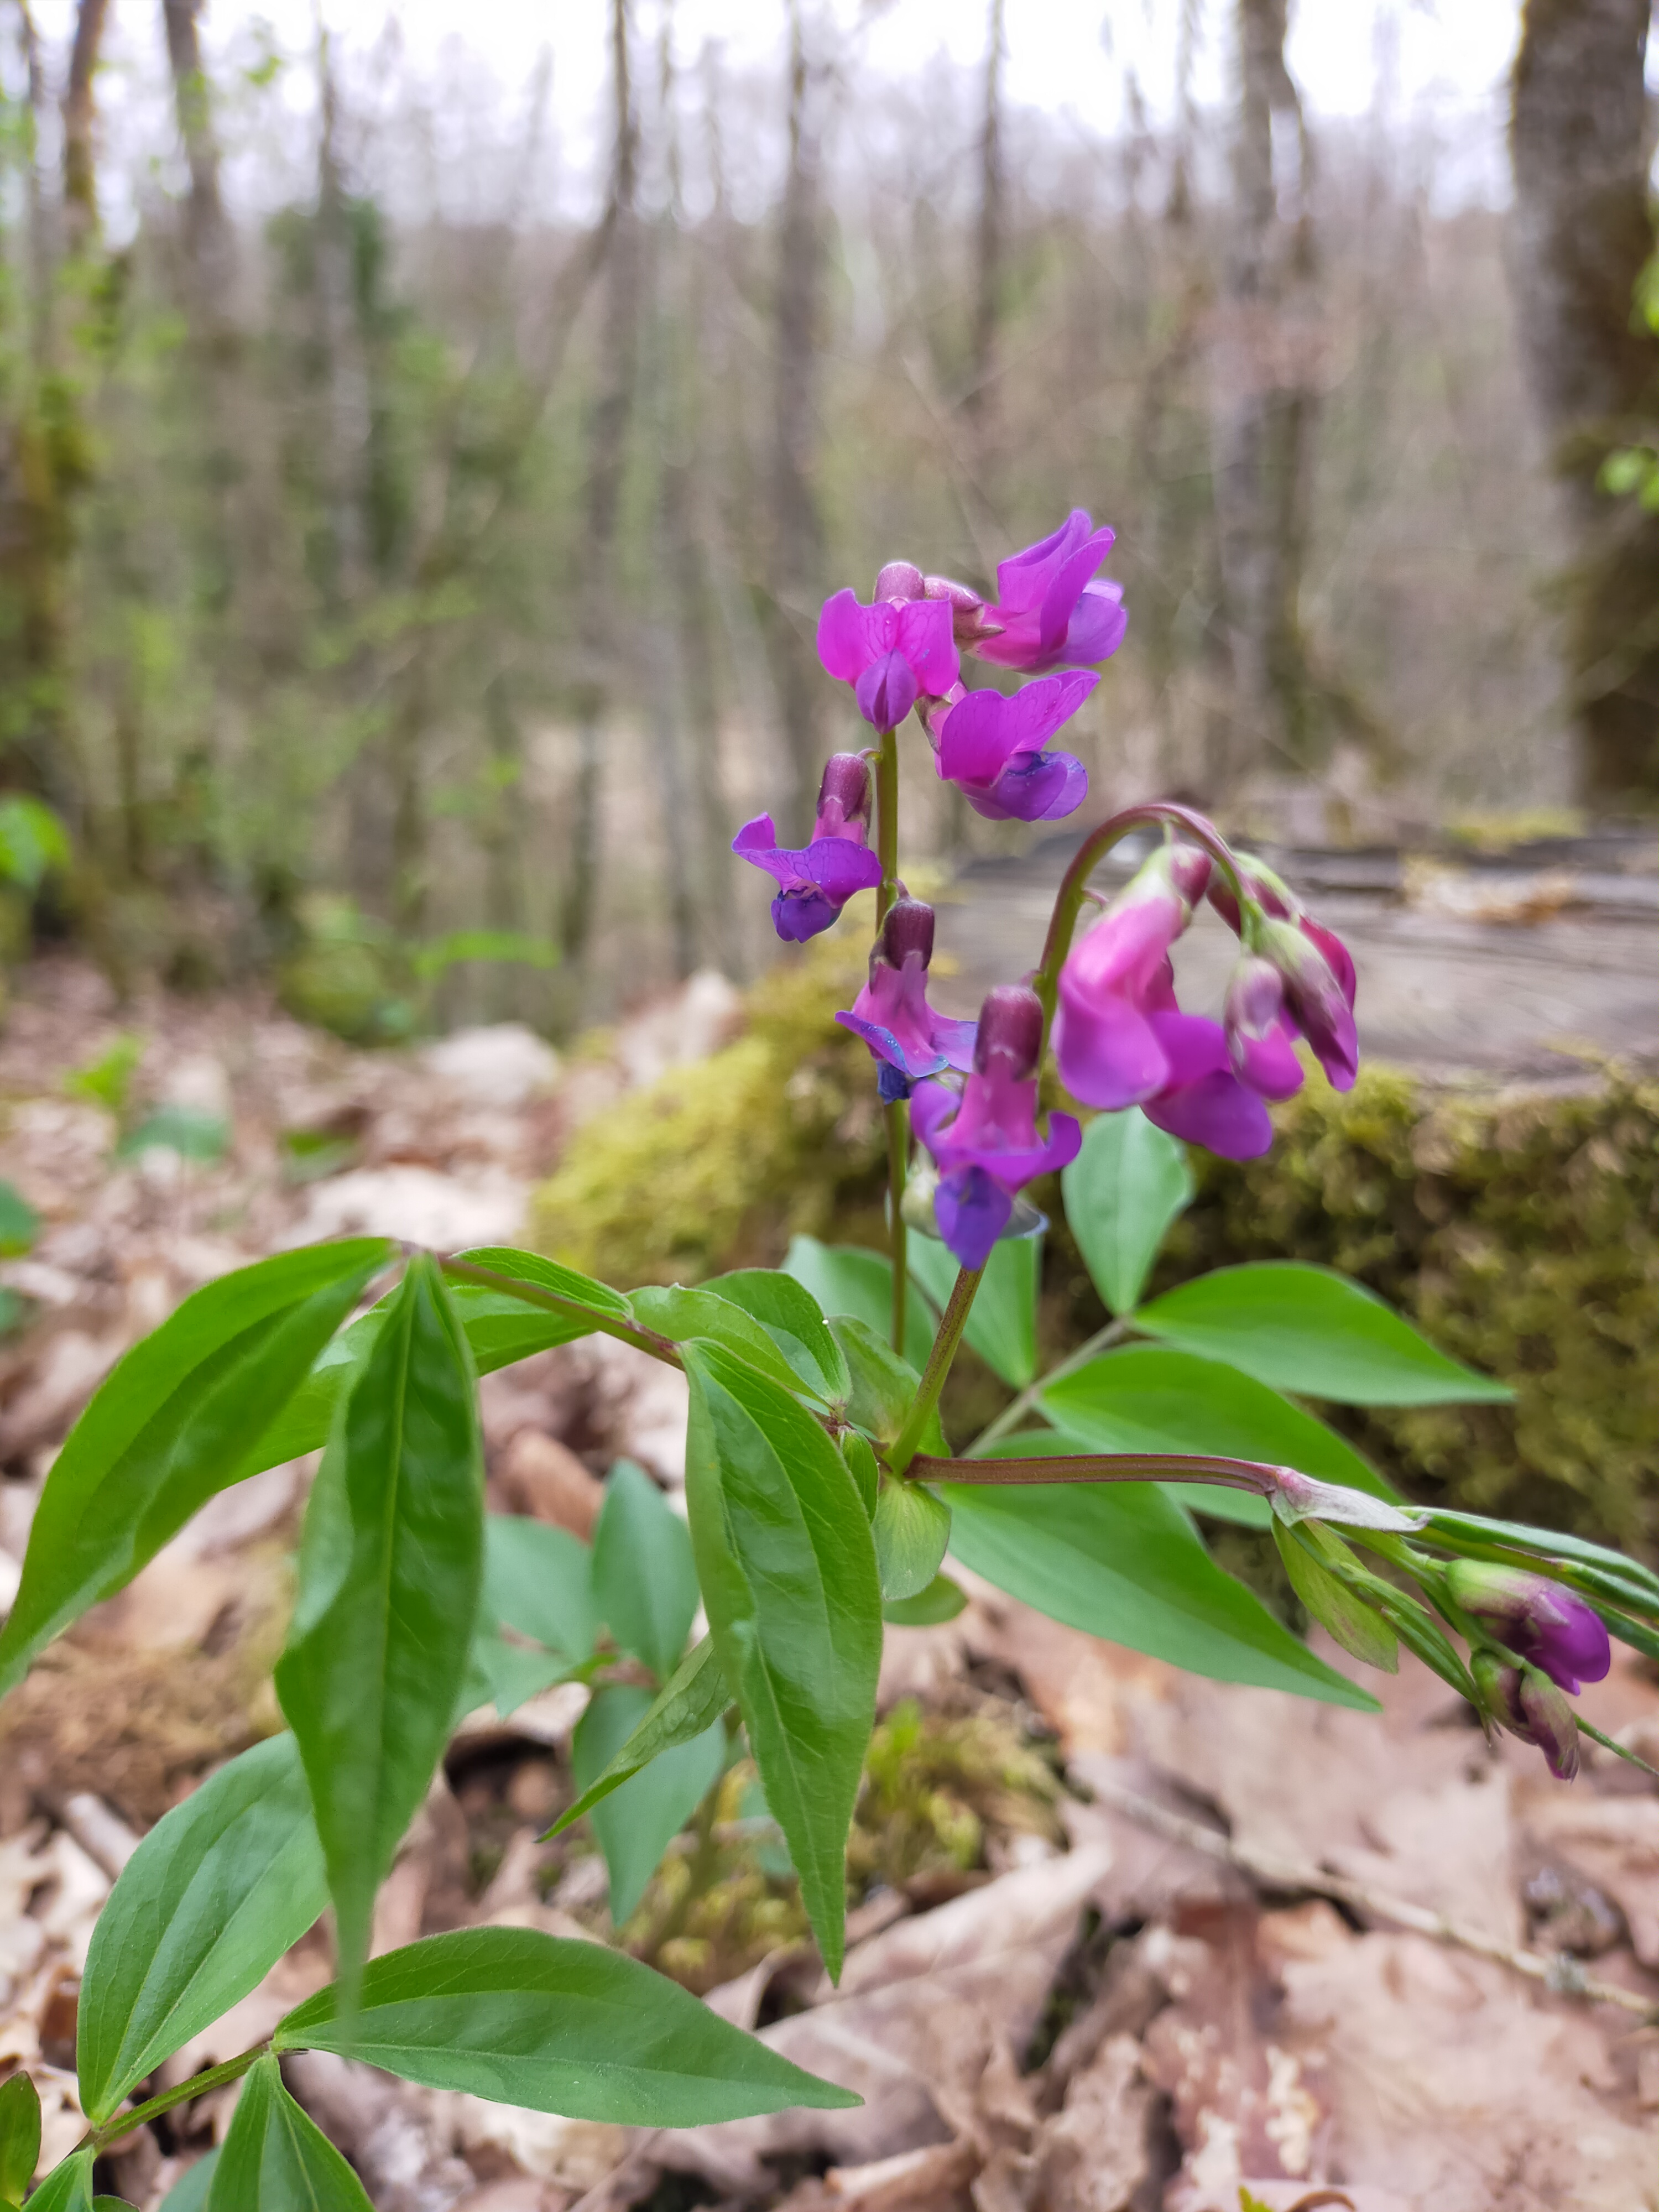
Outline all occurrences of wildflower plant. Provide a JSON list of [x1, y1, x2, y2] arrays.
[[2, 515, 1656, 2211]]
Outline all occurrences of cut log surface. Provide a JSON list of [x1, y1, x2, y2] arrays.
[[946, 828, 1659, 1085]]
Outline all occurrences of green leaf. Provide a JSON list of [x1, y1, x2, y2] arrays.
[[592, 1461, 698, 1682], [1040, 1345, 1399, 1527], [943, 1465, 1379, 1708], [883, 1574, 968, 1626], [0, 1181, 40, 1258], [682, 1344, 882, 1981], [205, 2054, 371, 2211], [483, 1515, 597, 1661], [114, 1109, 229, 1164], [469, 1634, 580, 1719], [830, 1317, 947, 1457], [21, 2152, 93, 2210], [155, 2151, 218, 2212], [1272, 1524, 1398, 1672], [272, 1926, 861, 2124], [909, 1234, 1041, 1388], [1134, 1263, 1512, 1406], [275, 1254, 484, 2004], [573, 1684, 726, 1922], [0, 2073, 39, 2204], [705, 1270, 850, 1404], [839, 1431, 879, 1518], [547, 1637, 730, 1839], [872, 1481, 951, 1602], [77, 1735, 327, 2122], [1061, 1110, 1192, 1316], [63, 1035, 142, 1115], [0, 795, 69, 892], [454, 1245, 633, 1322], [0, 1239, 393, 1697], [782, 1237, 935, 1370], [632, 1286, 825, 1401]]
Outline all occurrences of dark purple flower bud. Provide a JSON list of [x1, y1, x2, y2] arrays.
[[817, 589, 960, 730], [837, 896, 977, 1087], [1448, 1562, 1611, 1695], [875, 560, 925, 602], [1223, 955, 1304, 1103], [1473, 1652, 1581, 1782], [973, 509, 1128, 675], [928, 671, 1097, 823], [734, 753, 881, 943], [1210, 858, 1360, 1088], [974, 984, 1045, 1081], [910, 985, 1081, 1270], [1258, 917, 1358, 1092]]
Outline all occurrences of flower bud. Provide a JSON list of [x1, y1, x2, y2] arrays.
[[1447, 1561, 1611, 1694], [1258, 916, 1358, 1091], [900, 1155, 941, 1234], [974, 983, 1044, 1082], [878, 896, 936, 972], [924, 573, 1004, 646], [1472, 1651, 1580, 1781], [875, 560, 926, 603], [814, 752, 874, 837], [1223, 953, 1302, 1101]]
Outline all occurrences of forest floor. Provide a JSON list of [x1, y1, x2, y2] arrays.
[[1, 951, 1658, 2212]]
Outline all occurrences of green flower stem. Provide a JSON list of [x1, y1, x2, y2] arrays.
[[886, 1264, 985, 1477], [874, 726, 900, 922], [1031, 802, 1251, 1050], [907, 1448, 1281, 1500], [439, 1256, 681, 1368], [885, 1099, 910, 1354], [965, 1316, 1131, 1457], [88, 2045, 267, 2149]]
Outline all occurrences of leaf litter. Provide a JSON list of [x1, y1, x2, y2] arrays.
[[0, 958, 1655, 2209]]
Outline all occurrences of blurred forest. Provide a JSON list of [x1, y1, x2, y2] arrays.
[[0, 0, 1655, 1032]]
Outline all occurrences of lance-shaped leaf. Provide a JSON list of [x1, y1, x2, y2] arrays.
[[872, 1481, 951, 1603], [907, 1232, 1041, 1389], [275, 1254, 483, 2005], [704, 1269, 849, 1403], [272, 1927, 860, 2124], [483, 1515, 597, 1661], [830, 1318, 947, 1457], [18, 2152, 93, 2211], [77, 1734, 327, 2122], [1134, 1262, 1512, 1405], [631, 1286, 817, 1400], [547, 1637, 729, 1838], [0, 1239, 392, 1697], [1061, 1109, 1192, 1317], [883, 1574, 967, 1626], [0, 2073, 39, 2205], [573, 1684, 726, 1923], [206, 2054, 371, 2211], [156, 2152, 218, 2212], [1272, 1523, 1398, 1672], [592, 1462, 698, 1683], [682, 1344, 882, 1981], [945, 1453, 1378, 1709], [782, 1237, 936, 1370]]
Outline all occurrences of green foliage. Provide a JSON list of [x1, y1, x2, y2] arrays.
[[910, 1230, 1041, 1387], [850, 1699, 1062, 1893], [113, 1107, 230, 1164], [0, 796, 69, 893], [0, 1182, 40, 1258], [62, 1035, 143, 1115], [207, 2056, 370, 2212], [573, 1686, 726, 1923], [592, 1460, 700, 1682], [549, 1639, 731, 1840], [1062, 1109, 1193, 1316], [872, 1480, 952, 1602], [0, 2072, 40, 2205]]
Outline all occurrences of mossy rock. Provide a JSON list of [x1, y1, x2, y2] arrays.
[[533, 958, 1659, 1552]]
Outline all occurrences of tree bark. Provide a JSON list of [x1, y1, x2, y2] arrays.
[[61, 0, 111, 251], [1209, 0, 1324, 782], [1510, 0, 1659, 801]]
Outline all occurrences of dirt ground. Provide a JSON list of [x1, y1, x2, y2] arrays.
[[0, 956, 1657, 2212]]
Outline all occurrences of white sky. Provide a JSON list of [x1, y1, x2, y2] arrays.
[[26, 0, 1535, 226]]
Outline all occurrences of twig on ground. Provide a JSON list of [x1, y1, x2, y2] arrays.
[[1087, 1770, 1657, 2018]]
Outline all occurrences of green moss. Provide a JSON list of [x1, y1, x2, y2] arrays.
[[534, 962, 1659, 1551]]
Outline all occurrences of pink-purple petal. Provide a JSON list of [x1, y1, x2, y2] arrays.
[[1144, 1070, 1274, 1158]]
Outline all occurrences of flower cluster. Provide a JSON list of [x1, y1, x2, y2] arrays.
[[1450, 1561, 1611, 1782]]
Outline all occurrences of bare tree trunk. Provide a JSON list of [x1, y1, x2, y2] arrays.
[[963, 0, 1006, 486], [763, 0, 828, 822], [1209, 0, 1323, 783], [557, 0, 642, 1021], [1510, 0, 1659, 801], [61, 0, 110, 251]]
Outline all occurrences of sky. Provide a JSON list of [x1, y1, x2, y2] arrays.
[[24, 0, 1535, 226]]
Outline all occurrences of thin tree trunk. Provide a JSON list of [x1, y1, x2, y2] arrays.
[[764, 0, 828, 822], [558, 0, 641, 1020], [1510, 0, 1659, 800], [1209, 0, 1323, 782], [61, 0, 110, 251], [963, 0, 1006, 481]]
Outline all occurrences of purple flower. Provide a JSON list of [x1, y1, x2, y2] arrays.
[[837, 898, 978, 1102], [874, 562, 1004, 649], [1210, 860, 1359, 1092], [1448, 1562, 1611, 1696], [972, 510, 1128, 676], [1222, 956, 1305, 1103], [910, 985, 1082, 1270], [1052, 846, 1276, 1161], [817, 586, 961, 732], [733, 753, 883, 942], [924, 671, 1097, 823], [1473, 1652, 1581, 1782]]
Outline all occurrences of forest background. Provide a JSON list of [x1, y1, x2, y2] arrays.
[[0, 0, 1655, 1038]]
